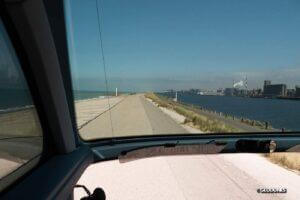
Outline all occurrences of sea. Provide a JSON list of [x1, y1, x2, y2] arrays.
[[73, 90, 114, 101], [160, 92, 300, 131], [0, 89, 33, 111], [0, 89, 114, 112]]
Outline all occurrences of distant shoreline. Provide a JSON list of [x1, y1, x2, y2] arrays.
[[0, 92, 124, 114], [0, 105, 34, 114], [0, 96, 106, 114]]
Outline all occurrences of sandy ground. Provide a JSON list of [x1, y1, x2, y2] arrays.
[[74, 94, 300, 200], [75, 96, 125, 129], [79, 95, 153, 139], [79, 94, 189, 140], [0, 137, 42, 179], [0, 108, 42, 138], [0, 107, 43, 179]]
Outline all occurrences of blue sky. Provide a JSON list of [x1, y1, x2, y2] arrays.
[[65, 0, 300, 91]]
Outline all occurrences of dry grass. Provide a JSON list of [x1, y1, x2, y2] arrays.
[[145, 92, 240, 133], [265, 153, 300, 172], [240, 118, 272, 130], [145, 93, 169, 107]]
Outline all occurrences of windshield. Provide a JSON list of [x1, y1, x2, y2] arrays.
[[64, 0, 300, 141]]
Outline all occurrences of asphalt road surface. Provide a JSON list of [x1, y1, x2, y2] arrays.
[[79, 94, 188, 140], [76, 94, 300, 200]]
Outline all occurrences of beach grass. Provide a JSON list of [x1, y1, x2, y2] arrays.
[[265, 153, 300, 172], [145, 92, 240, 133]]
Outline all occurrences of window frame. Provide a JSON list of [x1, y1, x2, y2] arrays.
[[0, 3, 47, 192], [0, 0, 91, 198], [0, 0, 76, 193]]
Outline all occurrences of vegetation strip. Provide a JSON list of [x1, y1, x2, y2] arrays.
[[145, 93, 240, 133], [265, 153, 300, 173]]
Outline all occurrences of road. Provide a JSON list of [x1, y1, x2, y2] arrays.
[[75, 94, 300, 200], [80, 94, 187, 140], [75, 96, 124, 129]]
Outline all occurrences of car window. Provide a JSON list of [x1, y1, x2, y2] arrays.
[[0, 18, 43, 191], [64, 0, 300, 141]]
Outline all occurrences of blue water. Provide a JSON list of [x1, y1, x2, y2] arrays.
[[73, 90, 113, 101], [0, 89, 33, 110], [0, 89, 114, 110], [161, 93, 300, 131]]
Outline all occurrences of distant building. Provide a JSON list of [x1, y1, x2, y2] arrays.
[[237, 89, 248, 96], [165, 89, 175, 93], [287, 89, 295, 97], [217, 88, 223, 93], [224, 88, 236, 96], [296, 86, 300, 97], [264, 80, 271, 87], [263, 80, 287, 97], [248, 89, 262, 97], [188, 89, 200, 94]]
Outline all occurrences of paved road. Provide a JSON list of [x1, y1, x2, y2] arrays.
[[80, 94, 187, 140], [141, 96, 187, 134], [75, 96, 124, 129], [76, 94, 300, 200]]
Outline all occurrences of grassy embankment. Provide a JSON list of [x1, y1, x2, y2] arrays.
[[146, 92, 274, 131], [145, 93, 300, 172], [265, 153, 300, 173], [145, 92, 240, 133], [179, 99, 273, 130]]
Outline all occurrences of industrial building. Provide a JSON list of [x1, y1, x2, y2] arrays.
[[224, 88, 236, 96], [296, 86, 300, 97], [263, 80, 287, 97]]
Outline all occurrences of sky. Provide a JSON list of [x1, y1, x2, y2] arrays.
[[65, 0, 300, 92]]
